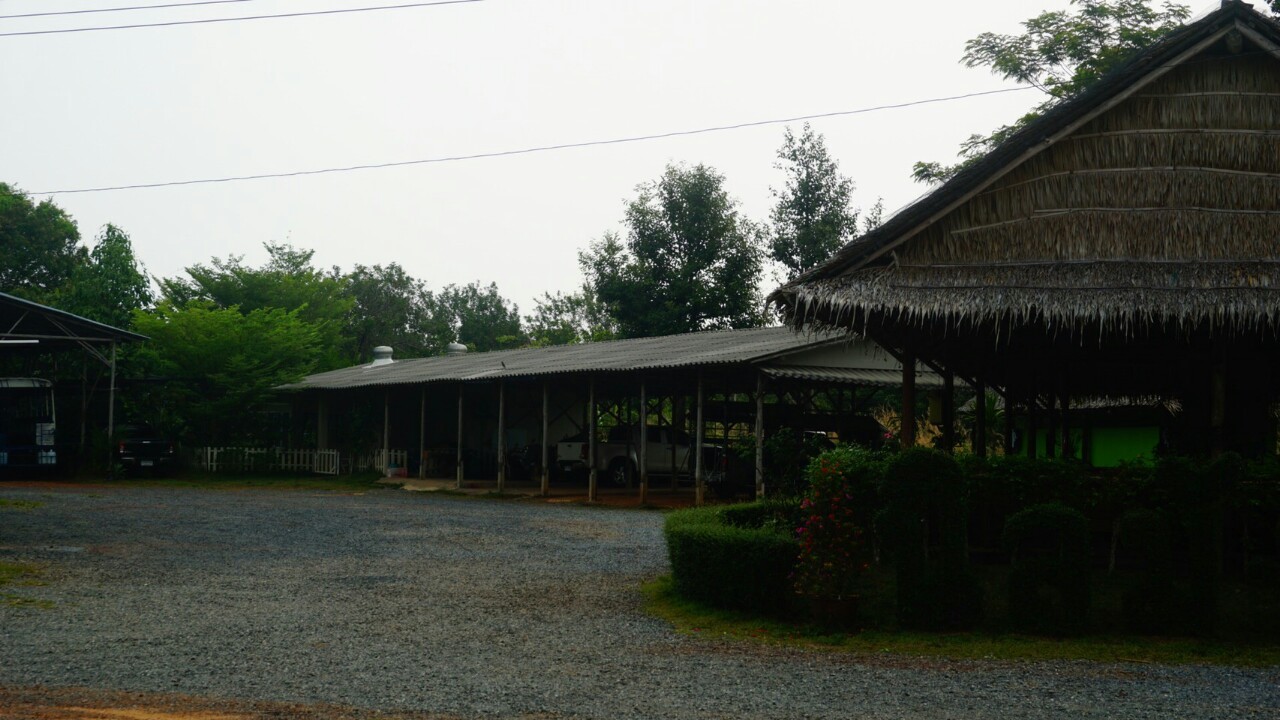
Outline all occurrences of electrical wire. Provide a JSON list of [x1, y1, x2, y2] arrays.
[[0, 0, 482, 37], [0, 1, 258, 21], [31, 87, 1037, 195]]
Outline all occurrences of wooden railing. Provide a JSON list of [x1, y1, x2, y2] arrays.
[[195, 447, 341, 475]]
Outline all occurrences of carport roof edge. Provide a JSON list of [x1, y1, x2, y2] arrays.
[[0, 290, 147, 346], [279, 326, 854, 391]]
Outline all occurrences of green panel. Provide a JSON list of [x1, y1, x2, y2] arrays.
[[1090, 426, 1160, 467]]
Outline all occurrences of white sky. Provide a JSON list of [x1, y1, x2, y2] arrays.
[[3, 0, 1195, 315]]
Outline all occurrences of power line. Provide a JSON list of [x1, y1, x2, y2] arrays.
[[32, 87, 1037, 195], [0, 1, 257, 21], [0, 0, 482, 37]]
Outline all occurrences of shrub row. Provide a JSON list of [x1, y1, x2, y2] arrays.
[[664, 504, 799, 615]]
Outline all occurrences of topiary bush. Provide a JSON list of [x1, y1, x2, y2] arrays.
[[881, 447, 981, 630], [1004, 502, 1092, 635], [664, 503, 800, 615]]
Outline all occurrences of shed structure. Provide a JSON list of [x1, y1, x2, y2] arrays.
[[0, 291, 148, 473], [772, 1, 1280, 459], [281, 326, 942, 503]]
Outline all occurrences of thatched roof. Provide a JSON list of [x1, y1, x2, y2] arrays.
[[773, 1, 1280, 339]]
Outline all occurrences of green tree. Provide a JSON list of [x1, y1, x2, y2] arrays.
[[160, 242, 352, 368], [345, 263, 450, 360], [769, 124, 859, 279], [57, 224, 153, 329], [433, 281, 526, 352], [524, 286, 618, 347], [583, 163, 764, 338], [131, 301, 320, 444], [913, 0, 1191, 184], [0, 182, 84, 302]]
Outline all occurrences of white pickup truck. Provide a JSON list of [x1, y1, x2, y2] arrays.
[[556, 425, 722, 486]]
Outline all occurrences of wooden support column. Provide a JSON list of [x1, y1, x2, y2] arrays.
[[900, 352, 916, 449], [1003, 392, 1015, 456], [588, 377, 598, 503], [317, 396, 329, 451], [639, 381, 649, 505], [382, 391, 390, 476], [974, 379, 987, 458], [1027, 378, 1039, 459], [754, 372, 765, 500], [1045, 389, 1057, 459], [942, 370, 956, 454], [455, 385, 464, 488], [418, 388, 426, 479], [1211, 357, 1226, 458], [1060, 385, 1072, 459], [496, 379, 506, 492], [695, 370, 705, 507], [540, 381, 550, 497]]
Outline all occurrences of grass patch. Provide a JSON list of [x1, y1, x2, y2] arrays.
[[0, 499, 43, 511], [642, 575, 1280, 667], [0, 562, 51, 608]]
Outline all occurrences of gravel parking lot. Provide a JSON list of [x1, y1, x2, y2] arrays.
[[1, 484, 1277, 719]]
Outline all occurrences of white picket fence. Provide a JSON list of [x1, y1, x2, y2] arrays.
[[196, 447, 340, 475], [347, 449, 409, 475]]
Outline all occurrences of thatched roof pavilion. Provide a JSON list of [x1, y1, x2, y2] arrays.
[[772, 1, 1280, 457]]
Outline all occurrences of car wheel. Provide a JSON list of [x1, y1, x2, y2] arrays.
[[607, 459, 635, 488]]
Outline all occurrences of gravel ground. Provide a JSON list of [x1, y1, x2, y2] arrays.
[[0, 484, 1277, 720]]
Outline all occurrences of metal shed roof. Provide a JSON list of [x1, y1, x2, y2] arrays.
[[282, 326, 858, 391], [0, 291, 147, 347]]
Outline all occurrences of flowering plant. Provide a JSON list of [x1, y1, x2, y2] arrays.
[[792, 453, 874, 599]]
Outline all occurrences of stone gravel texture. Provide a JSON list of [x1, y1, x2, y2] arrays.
[[1, 484, 1277, 719]]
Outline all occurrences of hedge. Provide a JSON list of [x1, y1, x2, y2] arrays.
[[664, 504, 799, 615]]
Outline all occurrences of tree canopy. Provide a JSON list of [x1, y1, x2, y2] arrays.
[[769, 123, 859, 280], [56, 224, 153, 330], [345, 263, 450, 361], [583, 163, 765, 338], [525, 286, 617, 347], [0, 183, 84, 303], [913, 0, 1191, 184], [434, 281, 526, 352]]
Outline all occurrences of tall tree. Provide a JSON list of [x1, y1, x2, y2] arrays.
[[525, 285, 617, 347], [769, 123, 859, 280], [57, 224, 153, 329], [160, 242, 352, 368], [913, 0, 1191, 184], [433, 281, 525, 352], [583, 163, 764, 338], [0, 183, 84, 302], [345, 263, 450, 361], [131, 301, 321, 444]]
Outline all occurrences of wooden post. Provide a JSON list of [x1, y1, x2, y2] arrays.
[[1003, 393, 1015, 456], [1027, 382, 1039, 460], [540, 381, 550, 497], [496, 380, 506, 492], [106, 341, 117, 472], [901, 352, 916, 449], [974, 379, 987, 458], [695, 370, 705, 507], [588, 377, 597, 503], [317, 396, 329, 451], [382, 391, 390, 476], [1060, 386, 1072, 459], [754, 372, 765, 500], [639, 381, 648, 505], [418, 388, 426, 479], [1045, 385, 1057, 459], [942, 370, 956, 454], [456, 385, 464, 488]]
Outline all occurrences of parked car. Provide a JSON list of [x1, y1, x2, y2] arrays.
[[115, 424, 177, 476], [556, 425, 723, 486]]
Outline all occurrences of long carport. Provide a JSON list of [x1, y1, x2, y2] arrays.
[[281, 326, 943, 503]]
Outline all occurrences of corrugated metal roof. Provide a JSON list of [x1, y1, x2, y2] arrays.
[[282, 326, 847, 391], [762, 365, 946, 388]]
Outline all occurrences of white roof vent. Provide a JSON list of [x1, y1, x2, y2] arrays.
[[369, 346, 394, 367], [445, 342, 468, 356]]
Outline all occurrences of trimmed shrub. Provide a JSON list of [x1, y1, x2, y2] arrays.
[[1117, 508, 1187, 634], [720, 498, 801, 533], [664, 504, 799, 615], [882, 448, 981, 630], [793, 453, 876, 601], [1004, 503, 1092, 635]]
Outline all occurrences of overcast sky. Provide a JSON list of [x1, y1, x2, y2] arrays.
[[3, 0, 1215, 318]]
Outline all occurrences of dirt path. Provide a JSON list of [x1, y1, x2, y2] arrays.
[[0, 686, 465, 720]]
